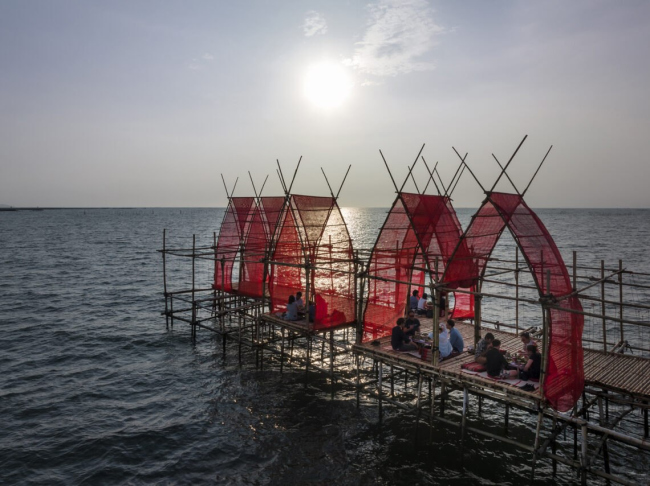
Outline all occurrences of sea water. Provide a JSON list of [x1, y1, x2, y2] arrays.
[[1, 208, 649, 485]]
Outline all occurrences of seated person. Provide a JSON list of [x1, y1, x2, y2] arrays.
[[486, 339, 518, 378], [439, 292, 447, 318], [417, 293, 430, 315], [446, 319, 464, 354], [295, 291, 305, 312], [519, 332, 537, 354], [518, 344, 541, 381], [438, 325, 453, 359], [404, 310, 421, 337], [391, 318, 419, 352], [474, 332, 495, 364], [410, 290, 420, 310], [285, 295, 299, 321]]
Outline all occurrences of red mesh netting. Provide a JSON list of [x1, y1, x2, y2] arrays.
[[363, 194, 463, 341], [237, 196, 287, 298], [268, 195, 355, 330], [213, 197, 254, 292], [452, 289, 475, 319], [444, 192, 584, 412], [238, 204, 266, 297]]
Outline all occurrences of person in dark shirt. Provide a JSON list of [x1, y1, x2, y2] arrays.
[[404, 310, 421, 337], [409, 290, 419, 310], [519, 344, 541, 380], [391, 318, 418, 352], [485, 339, 517, 378], [474, 332, 495, 364]]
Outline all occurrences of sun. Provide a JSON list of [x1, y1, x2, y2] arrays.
[[303, 62, 353, 109]]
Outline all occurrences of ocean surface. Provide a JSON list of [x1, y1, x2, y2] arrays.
[[1, 207, 649, 485]]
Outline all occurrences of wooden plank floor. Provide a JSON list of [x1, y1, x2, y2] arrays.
[[355, 320, 542, 402], [260, 313, 355, 335], [356, 318, 650, 402]]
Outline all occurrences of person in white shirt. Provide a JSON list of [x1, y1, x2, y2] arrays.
[[285, 295, 299, 321], [417, 292, 429, 315], [428, 325, 453, 359]]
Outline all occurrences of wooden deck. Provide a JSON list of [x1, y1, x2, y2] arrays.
[[583, 349, 650, 399], [259, 313, 356, 335], [355, 320, 543, 403], [355, 319, 650, 403]]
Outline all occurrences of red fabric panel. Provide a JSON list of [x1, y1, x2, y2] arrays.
[[269, 208, 304, 313], [363, 197, 420, 341], [452, 288, 475, 319], [259, 196, 286, 243], [312, 203, 356, 329], [488, 194, 583, 412], [444, 199, 505, 288], [444, 192, 584, 412], [213, 201, 241, 292], [268, 196, 356, 330], [362, 193, 464, 341], [238, 204, 266, 297], [232, 197, 256, 237]]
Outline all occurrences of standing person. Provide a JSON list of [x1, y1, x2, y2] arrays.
[[410, 290, 419, 310], [446, 319, 464, 354], [474, 332, 495, 364], [486, 340, 518, 378], [391, 318, 419, 352], [404, 310, 421, 337], [285, 295, 299, 321]]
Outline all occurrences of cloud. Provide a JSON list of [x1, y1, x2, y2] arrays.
[[303, 11, 328, 37], [201, 53, 214, 61], [344, 0, 443, 77]]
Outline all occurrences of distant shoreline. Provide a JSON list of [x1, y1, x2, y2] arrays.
[[1, 206, 649, 211]]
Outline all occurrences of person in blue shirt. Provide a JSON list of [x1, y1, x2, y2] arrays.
[[446, 319, 464, 354], [409, 290, 419, 310]]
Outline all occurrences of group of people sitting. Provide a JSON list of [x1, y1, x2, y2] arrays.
[[391, 312, 465, 360], [284, 292, 328, 323], [474, 331, 541, 380], [284, 292, 305, 320], [390, 311, 541, 381], [409, 290, 447, 319]]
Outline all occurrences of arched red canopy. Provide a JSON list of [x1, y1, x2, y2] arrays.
[[213, 196, 255, 293], [362, 193, 471, 341], [444, 192, 584, 412], [237, 196, 285, 298], [268, 195, 355, 330]]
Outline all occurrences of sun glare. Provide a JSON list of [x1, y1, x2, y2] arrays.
[[303, 62, 353, 109]]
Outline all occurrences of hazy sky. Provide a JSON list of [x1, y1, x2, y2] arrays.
[[1, 0, 649, 208]]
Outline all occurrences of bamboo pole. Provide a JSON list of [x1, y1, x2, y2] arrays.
[[163, 229, 169, 328], [539, 270, 551, 400], [432, 258, 440, 368], [515, 246, 519, 334], [601, 260, 607, 351], [192, 234, 196, 340], [618, 259, 624, 343]]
